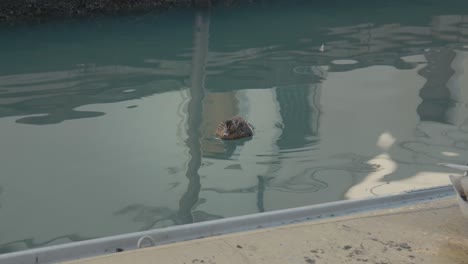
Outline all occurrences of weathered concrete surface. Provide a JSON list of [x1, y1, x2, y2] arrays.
[[65, 198, 468, 264], [0, 0, 193, 22]]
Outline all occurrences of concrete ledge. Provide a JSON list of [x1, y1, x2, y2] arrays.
[[65, 196, 468, 264], [0, 186, 455, 264]]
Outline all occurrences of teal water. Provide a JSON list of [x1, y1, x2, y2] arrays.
[[2, 0, 468, 253]]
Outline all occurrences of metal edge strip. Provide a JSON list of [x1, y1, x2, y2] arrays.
[[0, 185, 455, 264]]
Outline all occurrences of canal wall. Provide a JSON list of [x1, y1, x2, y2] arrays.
[[0, 0, 210, 22]]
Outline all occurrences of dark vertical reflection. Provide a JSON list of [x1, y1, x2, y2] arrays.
[[417, 48, 456, 124], [177, 9, 210, 224], [275, 85, 318, 150], [256, 176, 267, 212]]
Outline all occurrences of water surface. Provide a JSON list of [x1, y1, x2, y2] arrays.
[[1, 0, 468, 253]]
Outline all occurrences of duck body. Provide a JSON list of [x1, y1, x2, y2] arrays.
[[216, 116, 254, 140]]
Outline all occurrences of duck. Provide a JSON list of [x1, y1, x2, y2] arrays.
[[216, 116, 254, 140], [438, 163, 468, 219]]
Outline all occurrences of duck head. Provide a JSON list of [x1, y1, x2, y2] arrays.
[[222, 119, 238, 137]]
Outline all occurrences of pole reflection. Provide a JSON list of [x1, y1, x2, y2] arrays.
[[177, 7, 211, 224]]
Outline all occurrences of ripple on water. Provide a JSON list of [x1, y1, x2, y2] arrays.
[[331, 59, 359, 65]]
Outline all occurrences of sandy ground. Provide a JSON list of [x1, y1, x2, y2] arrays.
[[64, 197, 468, 264]]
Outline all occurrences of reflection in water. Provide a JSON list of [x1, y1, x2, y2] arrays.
[[0, 234, 95, 254], [256, 176, 267, 212], [417, 48, 456, 124], [0, 70, 184, 125], [275, 84, 320, 150], [114, 205, 175, 230], [177, 9, 210, 224], [200, 91, 240, 159], [105, 9, 214, 231], [2, 1, 468, 254]]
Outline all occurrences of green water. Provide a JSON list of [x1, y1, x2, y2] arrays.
[[1, 0, 468, 253]]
